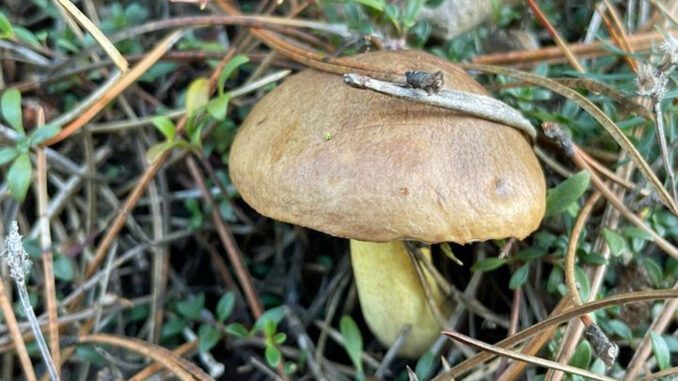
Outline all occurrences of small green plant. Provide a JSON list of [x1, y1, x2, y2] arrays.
[[146, 54, 250, 163], [340, 315, 364, 381], [224, 306, 288, 370], [324, 0, 426, 41], [0, 89, 61, 202], [0, 10, 41, 47]]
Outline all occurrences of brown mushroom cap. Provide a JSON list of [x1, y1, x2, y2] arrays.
[[229, 50, 545, 244]]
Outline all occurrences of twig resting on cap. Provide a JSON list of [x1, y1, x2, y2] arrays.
[[343, 72, 537, 141]]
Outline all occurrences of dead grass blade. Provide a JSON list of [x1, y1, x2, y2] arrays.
[[623, 284, 678, 380], [76, 333, 210, 381], [461, 63, 678, 215], [44, 30, 184, 146], [526, 0, 585, 73], [552, 78, 652, 120], [0, 279, 36, 381], [36, 147, 60, 378], [53, 0, 128, 71], [128, 341, 197, 381], [432, 288, 678, 380], [598, 0, 639, 72], [443, 330, 616, 381]]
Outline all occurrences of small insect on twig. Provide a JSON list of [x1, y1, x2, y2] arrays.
[[405, 70, 444, 95]]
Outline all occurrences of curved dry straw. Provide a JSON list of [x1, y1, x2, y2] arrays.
[[432, 288, 678, 380]]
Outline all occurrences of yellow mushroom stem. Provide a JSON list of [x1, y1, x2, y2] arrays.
[[350, 239, 448, 358]]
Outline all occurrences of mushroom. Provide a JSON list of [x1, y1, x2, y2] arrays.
[[229, 50, 546, 357]]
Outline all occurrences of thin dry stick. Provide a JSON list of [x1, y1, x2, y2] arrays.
[[36, 147, 61, 378], [432, 289, 678, 380], [562, 190, 618, 368], [542, 123, 678, 259], [405, 245, 447, 327], [0, 278, 36, 381], [624, 283, 678, 380], [549, 145, 635, 381], [3, 223, 60, 381], [80, 47, 238, 281], [75, 333, 209, 381], [573, 146, 678, 259], [598, 0, 639, 72], [463, 63, 678, 215], [579, 151, 649, 196], [343, 73, 536, 140], [443, 331, 616, 381], [44, 30, 183, 146], [496, 297, 572, 381], [52, 0, 128, 71], [565, 192, 601, 306], [472, 31, 672, 66], [128, 341, 197, 381], [526, 0, 585, 73], [185, 155, 263, 317], [641, 365, 678, 381], [648, 0, 678, 27]]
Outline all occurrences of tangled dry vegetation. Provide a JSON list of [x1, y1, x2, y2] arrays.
[[0, 0, 677, 380]]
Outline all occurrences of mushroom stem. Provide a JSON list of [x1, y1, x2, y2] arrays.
[[350, 239, 447, 358]]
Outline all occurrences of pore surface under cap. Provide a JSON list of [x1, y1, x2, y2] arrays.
[[229, 50, 546, 243]]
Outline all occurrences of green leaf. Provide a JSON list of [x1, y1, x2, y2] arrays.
[[263, 319, 277, 338], [265, 344, 282, 367], [471, 257, 508, 272], [29, 124, 61, 146], [570, 340, 592, 369], [186, 78, 210, 117], [176, 293, 204, 321], [509, 263, 530, 289], [218, 55, 249, 96], [415, 350, 435, 381], [340, 316, 363, 372], [161, 318, 186, 339], [216, 292, 235, 322], [225, 322, 249, 338], [607, 319, 632, 341], [650, 332, 670, 370], [574, 266, 590, 301], [602, 228, 626, 257], [207, 94, 230, 121], [151, 116, 175, 141], [581, 252, 607, 266], [402, 0, 423, 27], [1, 88, 24, 134], [644, 257, 663, 287], [254, 306, 286, 332], [547, 266, 564, 294], [129, 305, 149, 322], [0, 11, 14, 39], [75, 346, 105, 366], [8, 153, 31, 202], [514, 247, 546, 261], [146, 141, 175, 164], [14, 27, 40, 48], [198, 324, 222, 354], [545, 170, 591, 217], [188, 119, 205, 148], [354, 0, 385, 11], [0, 147, 18, 166], [53, 255, 74, 281], [140, 62, 177, 82], [273, 332, 286, 345]]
